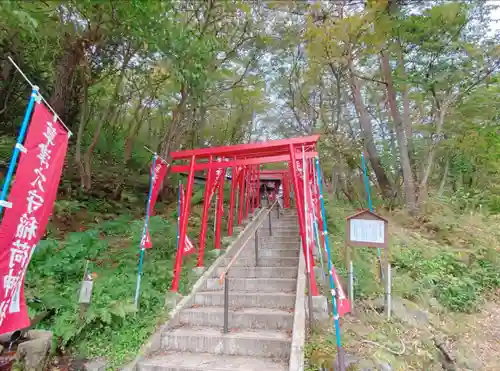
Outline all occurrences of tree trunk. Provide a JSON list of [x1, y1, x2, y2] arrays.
[[159, 84, 188, 162], [418, 103, 447, 203], [49, 35, 86, 126], [81, 49, 131, 190], [349, 69, 393, 200], [75, 70, 90, 189], [438, 156, 450, 196], [380, 49, 417, 214]]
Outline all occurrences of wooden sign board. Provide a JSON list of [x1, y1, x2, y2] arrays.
[[346, 209, 388, 249]]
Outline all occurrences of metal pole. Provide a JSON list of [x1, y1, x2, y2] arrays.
[[268, 209, 272, 236], [314, 157, 345, 370], [386, 263, 392, 319], [254, 230, 259, 267], [348, 259, 354, 311], [361, 153, 384, 280], [135, 155, 157, 307], [0, 86, 39, 216], [223, 275, 229, 333]]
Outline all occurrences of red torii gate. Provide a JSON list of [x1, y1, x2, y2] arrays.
[[259, 169, 291, 208], [168, 135, 320, 295]]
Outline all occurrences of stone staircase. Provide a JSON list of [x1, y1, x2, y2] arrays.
[[138, 210, 301, 371]]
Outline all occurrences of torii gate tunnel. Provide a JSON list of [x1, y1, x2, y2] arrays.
[[169, 135, 324, 295]]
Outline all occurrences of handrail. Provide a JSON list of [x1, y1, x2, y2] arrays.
[[218, 200, 278, 283], [219, 200, 278, 333]]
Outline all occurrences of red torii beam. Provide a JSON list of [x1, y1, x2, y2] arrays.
[[168, 135, 320, 296]]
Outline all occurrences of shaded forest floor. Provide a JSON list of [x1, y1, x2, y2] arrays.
[[306, 200, 500, 371], [12, 155, 221, 369]]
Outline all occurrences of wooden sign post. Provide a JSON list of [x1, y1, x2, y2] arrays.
[[346, 210, 391, 318]]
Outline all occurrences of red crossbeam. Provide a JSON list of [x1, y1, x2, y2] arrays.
[[170, 152, 318, 173], [170, 135, 320, 160]]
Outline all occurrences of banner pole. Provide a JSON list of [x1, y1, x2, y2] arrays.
[[176, 180, 181, 252], [361, 153, 384, 280], [134, 154, 157, 308], [315, 157, 346, 371], [0, 86, 39, 216], [7, 57, 72, 135]]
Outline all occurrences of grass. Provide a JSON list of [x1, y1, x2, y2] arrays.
[[305, 196, 500, 371], [26, 182, 227, 369]]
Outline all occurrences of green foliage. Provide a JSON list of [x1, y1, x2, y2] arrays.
[[392, 248, 500, 312], [26, 214, 195, 367], [323, 196, 500, 313]]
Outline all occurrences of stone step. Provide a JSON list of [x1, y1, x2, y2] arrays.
[[262, 231, 300, 237], [204, 278, 296, 293], [138, 352, 288, 371], [179, 306, 294, 330], [260, 241, 301, 249], [222, 257, 299, 267], [239, 248, 299, 258], [193, 291, 295, 310], [161, 326, 291, 358], [214, 266, 297, 279], [266, 229, 299, 235]]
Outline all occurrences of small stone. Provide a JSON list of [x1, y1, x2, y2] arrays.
[[377, 361, 392, 371], [373, 297, 429, 328], [84, 358, 107, 371], [192, 266, 205, 276], [164, 292, 182, 309], [16, 330, 53, 371]]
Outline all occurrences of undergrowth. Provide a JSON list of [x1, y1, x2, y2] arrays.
[[26, 183, 222, 368], [306, 196, 500, 370]]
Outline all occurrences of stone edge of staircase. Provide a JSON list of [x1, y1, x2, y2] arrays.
[[120, 206, 270, 371], [288, 250, 306, 371]]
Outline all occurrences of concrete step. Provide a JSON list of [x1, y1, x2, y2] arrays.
[[260, 240, 301, 248], [161, 326, 291, 358], [193, 291, 295, 310], [240, 248, 299, 258], [138, 352, 288, 371], [263, 232, 300, 239], [222, 257, 299, 267], [204, 277, 296, 293], [179, 306, 294, 330], [214, 266, 297, 279], [266, 229, 299, 235]]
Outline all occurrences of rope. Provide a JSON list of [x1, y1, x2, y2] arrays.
[[359, 338, 406, 356]]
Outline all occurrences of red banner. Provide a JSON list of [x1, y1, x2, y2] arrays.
[[149, 159, 168, 216], [0, 102, 69, 334], [208, 158, 223, 206], [142, 159, 168, 250], [179, 185, 196, 256]]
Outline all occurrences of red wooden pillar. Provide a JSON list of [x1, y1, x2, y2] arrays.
[[237, 167, 246, 225], [197, 156, 213, 267], [250, 166, 255, 214], [214, 168, 225, 250], [228, 165, 238, 236], [245, 166, 250, 220], [283, 173, 290, 208], [257, 166, 261, 208], [171, 154, 196, 292], [289, 145, 318, 296]]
